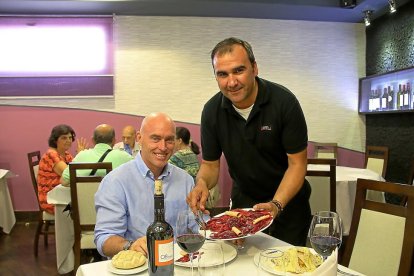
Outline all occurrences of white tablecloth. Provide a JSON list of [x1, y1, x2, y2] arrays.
[[47, 184, 75, 274], [0, 169, 17, 234], [307, 165, 385, 235], [76, 232, 364, 275]]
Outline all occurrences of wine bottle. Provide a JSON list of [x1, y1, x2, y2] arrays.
[[146, 180, 174, 276], [403, 84, 409, 109], [368, 89, 374, 111], [388, 85, 394, 110], [381, 87, 388, 111], [397, 84, 403, 110]]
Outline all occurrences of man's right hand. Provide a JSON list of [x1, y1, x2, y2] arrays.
[[187, 181, 210, 214]]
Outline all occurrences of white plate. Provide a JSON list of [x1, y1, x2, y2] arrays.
[[107, 259, 148, 275], [207, 208, 273, 241], [253, 246, 323, 276], [174, 241, 237, 268]]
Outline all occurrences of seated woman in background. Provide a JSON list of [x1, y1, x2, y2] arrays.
[[169, 127, 221, 208], [37, 124, 78, 214], [169, 126, 200, 180]]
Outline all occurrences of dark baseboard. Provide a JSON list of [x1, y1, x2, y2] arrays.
[[15, 211, 39, 222]]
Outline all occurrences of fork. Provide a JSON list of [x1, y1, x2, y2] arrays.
[[194, 210, 207, 230]]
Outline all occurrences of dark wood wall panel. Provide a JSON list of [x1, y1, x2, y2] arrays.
[[366, 0, 414, 185]]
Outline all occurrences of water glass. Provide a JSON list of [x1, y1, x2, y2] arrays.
[[257, 249, 285, 276], [197, 241, 225, 276]]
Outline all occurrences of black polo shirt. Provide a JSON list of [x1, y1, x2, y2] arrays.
[[201, 77, 308, 201]]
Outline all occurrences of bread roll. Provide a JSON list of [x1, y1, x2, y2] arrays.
[[111, 250, 146, 269]]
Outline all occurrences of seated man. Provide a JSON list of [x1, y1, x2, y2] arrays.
[[113, 125, 140, 157], [94, 112, 194, 257], [60, 124, 133, 185]]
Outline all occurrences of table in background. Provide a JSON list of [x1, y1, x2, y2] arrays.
[[307, 165, 386, 235], [47, 184, 75, 274], [76, 232, 364, 276], [0, 169, 17, 234]]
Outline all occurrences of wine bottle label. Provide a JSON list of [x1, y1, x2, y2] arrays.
[[155, 238, 174, 266]]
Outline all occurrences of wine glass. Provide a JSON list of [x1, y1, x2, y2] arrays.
[[309, 211, 342, 260], [256, 249, 286, 276], [176, 209, 206, 276], [198, 241, 225, 276]]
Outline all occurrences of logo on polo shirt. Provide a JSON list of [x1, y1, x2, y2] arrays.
[[261, 125, 272, 131]]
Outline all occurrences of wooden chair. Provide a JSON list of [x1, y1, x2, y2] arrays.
[[400, 159, 414, 206], [69, 162, 112, 272], [306, 158, 337, 213], [313, 142, 338, 160], [27, 151, 55, 257], [364, 145, 389, 178], [341, 178, 414, 276]]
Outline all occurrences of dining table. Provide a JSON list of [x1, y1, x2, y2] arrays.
[[76, 232, 365, 275], [0, 169, 17, 234], [307, 165, 385, 235], [47, 184, 75, 274]]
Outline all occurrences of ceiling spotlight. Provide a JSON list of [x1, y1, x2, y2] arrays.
[[388, 0, 397, 13], [363, 10, 373, 27]]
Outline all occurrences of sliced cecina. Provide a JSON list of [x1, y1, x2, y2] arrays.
[[225, 211, 241, 217], [253, 214, 271, 224], [231, 226, 242, 236]]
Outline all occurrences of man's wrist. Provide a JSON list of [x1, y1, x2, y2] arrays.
[[270, 199, 284, 217], [122, 240, 133, 251]]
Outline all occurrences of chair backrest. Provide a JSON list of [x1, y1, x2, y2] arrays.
[[341, 178, 414, 276], [313, 142, 338, 160], [400, 159, 414, 206], [69, 162, 112, 234], [27, 151, 41, 203], [364, 145, 389, 178], [306, 158, 336, 213]]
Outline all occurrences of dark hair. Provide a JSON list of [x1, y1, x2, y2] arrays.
[[48, 124, 76, 148], [210, 37, 256, 65], [93, 127, 115, 144], [176, 126, 200, 155]]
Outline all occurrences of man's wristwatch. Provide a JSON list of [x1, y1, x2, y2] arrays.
[[123, 240, 133, 251]]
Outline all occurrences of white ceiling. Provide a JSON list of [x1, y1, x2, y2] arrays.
[[0, 0, 410, 23]]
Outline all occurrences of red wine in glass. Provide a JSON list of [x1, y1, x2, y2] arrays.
[[177, 233, 206, 253]]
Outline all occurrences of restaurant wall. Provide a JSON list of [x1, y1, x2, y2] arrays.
[[1, 16, 367, 211], [2, 16, 366, 151], [365, 0, 414, 184]]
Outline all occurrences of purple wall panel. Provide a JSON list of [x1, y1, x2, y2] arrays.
[[0, 76, 113, 97]]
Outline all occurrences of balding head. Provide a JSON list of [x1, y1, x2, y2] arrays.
[[93, 124, 116, 146], [138, 112, 176, 178], [121, 125, 137, 148]]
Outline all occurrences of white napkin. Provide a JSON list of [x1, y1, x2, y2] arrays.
[[310, 249, 337, 276]]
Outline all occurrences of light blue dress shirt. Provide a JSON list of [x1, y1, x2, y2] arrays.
[[94, 152, 194, 257]]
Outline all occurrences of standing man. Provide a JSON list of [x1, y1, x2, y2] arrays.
[[187, 37, 311, 246], [94, 112, 194, 257], [114, 125, 140, 157]]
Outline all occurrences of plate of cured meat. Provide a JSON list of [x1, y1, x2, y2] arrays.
[[205, 208, 273, 240]]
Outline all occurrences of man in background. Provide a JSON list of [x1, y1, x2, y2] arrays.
[[60, 124, 133, 185], [113, 125, 140, 157]]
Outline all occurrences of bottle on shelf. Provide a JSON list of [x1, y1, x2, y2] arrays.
[[375, 89, 381, 111], [146, 179, 174, 276], [397, 84, 404, 110], [388, 85, 394, 110], [369, 89, 374, 111], [409, 82, 413, 109], [403, 83, 410, 110], [381, 87, 388, 111]]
